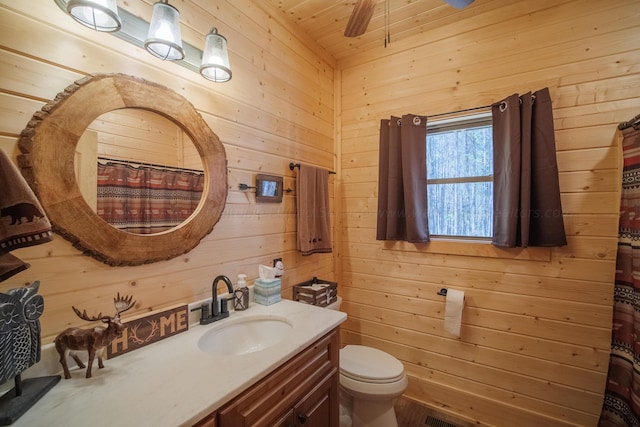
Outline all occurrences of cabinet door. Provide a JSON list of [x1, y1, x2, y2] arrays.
[[272, 409, 295, 427], [216, 331, 338, 427], [294, 369, 338, 427], [192, 413, 216, 427]]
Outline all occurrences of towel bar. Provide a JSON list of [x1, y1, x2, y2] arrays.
[[289, 162, 336, 174]]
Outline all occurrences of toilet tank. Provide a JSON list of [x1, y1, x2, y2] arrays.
[[325, 296, 342, 311]]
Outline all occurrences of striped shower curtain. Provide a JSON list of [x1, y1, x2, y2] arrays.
[[599, 124, 640, 427], [96, 162, 204, 234]]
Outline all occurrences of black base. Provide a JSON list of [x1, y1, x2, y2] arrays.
[[0, 376, 61, 425]]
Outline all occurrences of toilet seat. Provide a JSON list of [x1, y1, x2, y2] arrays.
[[340, 345, 405, 384]]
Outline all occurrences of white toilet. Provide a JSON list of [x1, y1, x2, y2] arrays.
[[326, 297, 408, 427]]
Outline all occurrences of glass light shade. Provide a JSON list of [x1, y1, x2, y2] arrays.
[[200, 28, 232, 82], [144, 0, 185, 61], [66, 0, 122, 32], [444, 0, 474, 8]]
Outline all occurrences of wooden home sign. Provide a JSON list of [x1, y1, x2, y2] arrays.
[[107, 304, 189, 358]]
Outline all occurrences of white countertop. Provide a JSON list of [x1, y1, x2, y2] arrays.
[[12, 299, 346, 427]]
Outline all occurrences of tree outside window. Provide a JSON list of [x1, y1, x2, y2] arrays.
[[426, 117, 493, 238]]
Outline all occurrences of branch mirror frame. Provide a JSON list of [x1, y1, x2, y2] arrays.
[[18, 73, 228, 266]]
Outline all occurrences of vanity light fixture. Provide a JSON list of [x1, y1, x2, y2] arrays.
[[200, 28, 232, 82], [66, 0, 121, 32], [144, 0, 185, 61], [54, 0, 232, 82]]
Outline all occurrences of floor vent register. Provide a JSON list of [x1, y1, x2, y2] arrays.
[[424, 415, 461, 427]]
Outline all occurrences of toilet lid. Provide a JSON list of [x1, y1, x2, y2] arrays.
[[340, 345, 405, 383]]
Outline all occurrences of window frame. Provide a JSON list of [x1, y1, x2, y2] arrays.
[[426, 112, 494, 240]]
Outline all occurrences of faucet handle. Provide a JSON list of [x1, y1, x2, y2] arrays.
[[191, 304, 210, 324], [220, 295, 235, 314]]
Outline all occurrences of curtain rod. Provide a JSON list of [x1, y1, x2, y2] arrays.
[[289, 162, 336, 174], [426, 104, 492, 120], [427, 94, 545, 121], [98, 156, 204, 174], [619, 113, 640, 130]]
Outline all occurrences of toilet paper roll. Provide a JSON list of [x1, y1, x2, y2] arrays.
[[443, 289, 465, 337]]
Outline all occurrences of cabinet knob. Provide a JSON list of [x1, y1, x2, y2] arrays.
[[297, 414, 308, 424]]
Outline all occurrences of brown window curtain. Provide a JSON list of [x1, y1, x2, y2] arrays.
[[376, 114, 430, 243], [491, 87, 567, 248]]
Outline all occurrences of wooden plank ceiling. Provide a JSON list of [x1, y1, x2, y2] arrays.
[[266, 0, 486, 62]]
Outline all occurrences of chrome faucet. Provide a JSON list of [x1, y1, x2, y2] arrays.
[[191, 275, 235, 325]]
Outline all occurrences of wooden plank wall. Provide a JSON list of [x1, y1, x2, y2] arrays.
[[0, 0, 335, 343], [91, 109, 198, 168], [337, 0, 638, 426], [1, 0, 638, 425]]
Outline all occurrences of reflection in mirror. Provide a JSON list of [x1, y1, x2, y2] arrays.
[[75, 109, 205, 234]]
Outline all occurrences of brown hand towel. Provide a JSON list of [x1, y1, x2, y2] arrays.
[[0, 150, 52, 281], [0, 253, 30, 282], [296, 164, 332, 256]]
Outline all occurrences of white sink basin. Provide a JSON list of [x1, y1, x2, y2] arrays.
[[197, 315, 293, 356]]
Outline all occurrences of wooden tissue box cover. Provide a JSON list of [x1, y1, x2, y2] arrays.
[[293, 277, 337, 307]]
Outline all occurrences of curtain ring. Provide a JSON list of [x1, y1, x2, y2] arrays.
[[531, 94, 536, 104], [412, 116, 422, 126], [397, 118, 402, 126], [499, 101, 507, 112]]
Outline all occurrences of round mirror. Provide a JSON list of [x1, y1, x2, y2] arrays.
[[18, 73, 227, 266]]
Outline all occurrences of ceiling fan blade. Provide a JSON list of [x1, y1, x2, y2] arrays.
[[344, 0, 376, 37], [443, 0, 474, 9]]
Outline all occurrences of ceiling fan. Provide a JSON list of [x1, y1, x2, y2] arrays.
[[344, 0, 475, 37]]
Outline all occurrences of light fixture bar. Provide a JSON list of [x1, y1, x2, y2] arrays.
[[53, 0, 202, 73]]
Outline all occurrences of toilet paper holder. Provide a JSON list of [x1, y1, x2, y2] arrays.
[[437, 288, 465, 302]]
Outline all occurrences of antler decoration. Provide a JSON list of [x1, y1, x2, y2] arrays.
[[114, 293, 135, 317], [72, 306, 107, 322], [70, 293, 135, 323]]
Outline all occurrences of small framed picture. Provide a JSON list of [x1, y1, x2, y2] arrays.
[[256, 174, 283, 203]]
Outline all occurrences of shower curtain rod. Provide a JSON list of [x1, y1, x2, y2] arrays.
[[619, 113, 640, 130], [98, 156, 204, 174]]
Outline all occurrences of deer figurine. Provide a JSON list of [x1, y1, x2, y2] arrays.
[[55, 293, 135, 379]]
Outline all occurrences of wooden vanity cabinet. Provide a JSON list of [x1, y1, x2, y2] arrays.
[[270, 372, 335, 427], [194, 329, 339, 427]]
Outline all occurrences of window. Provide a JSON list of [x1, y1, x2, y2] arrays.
[[426, 115, 493, 238]]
